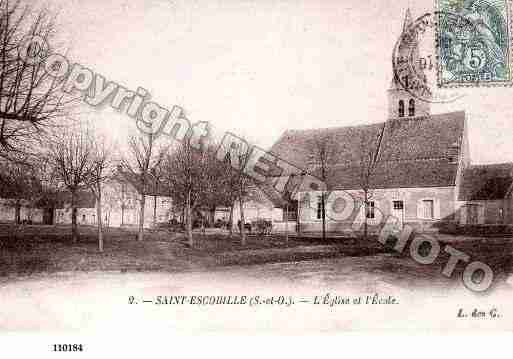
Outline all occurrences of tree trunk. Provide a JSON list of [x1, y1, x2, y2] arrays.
[[228, 204, 234, 238], [186, 190, 193, 247], [121, 184, 125, 226], [14, 200, 21, 225], [239, 196, 246, 246], [297, 194, 301, 235], [321, 192, 326, 241], [153, 195, 157, 228], [363, 191, 369, 240], [209, 206, 216, 227], [71, 190, 78, 243], [285, 203, 289, 243], [97, 191, 103, 252], [26, 208, 34, 223], [137, 193, 145, 241]]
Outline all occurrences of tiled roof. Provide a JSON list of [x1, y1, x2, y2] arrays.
[[53, 191, 96, 209], [319, 159, 459, 190], [114, 171, 169, 197], [269, 123, 384, 173], [379, 112, 465, 162], [459, 163, 513, 201], [255, 182, 290, 208], [269, 111, 465, 191]]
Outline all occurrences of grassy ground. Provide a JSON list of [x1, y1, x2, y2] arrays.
[[0, 224, 391, 276], [1, 224, 512, 287]]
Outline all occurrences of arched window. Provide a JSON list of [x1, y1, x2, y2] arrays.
[[408, 99, 415, 117], [398, 100, 405, 117]]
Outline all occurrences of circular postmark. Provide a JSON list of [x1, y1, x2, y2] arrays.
[[392, 11, 473, 104]]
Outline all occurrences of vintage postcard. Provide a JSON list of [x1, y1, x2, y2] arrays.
[[1, 0, 513, 355]]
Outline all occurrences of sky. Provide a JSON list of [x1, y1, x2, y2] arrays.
[[39, 0, 513, 164]]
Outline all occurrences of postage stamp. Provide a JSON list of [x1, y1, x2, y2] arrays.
[[437, 0, 513, 87]]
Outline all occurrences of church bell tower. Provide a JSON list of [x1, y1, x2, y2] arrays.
[[388, 9, 431, 119]]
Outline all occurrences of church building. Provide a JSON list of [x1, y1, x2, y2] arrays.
[[268, 10, 513, 234]]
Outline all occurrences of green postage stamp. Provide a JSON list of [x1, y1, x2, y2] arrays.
[[437, 0, 513, 87]]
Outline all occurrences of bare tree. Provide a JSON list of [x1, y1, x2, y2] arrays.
[[306, 131, 338, 241], [220, 159, 238, 238], [102, 179, 136, 227], [149, 165, 164, 227], [0, 1, 71, 160], [220, 140, 253, 245], [46, 126, 96, 242], [199, 143, 232, 228], [162, 138, 208, 247], [356, 126, 384, 240], [119, 133, 166, 241], [0, 158, 42, 223], [89, 136, 112, 252], [100, 181, 121, 227]]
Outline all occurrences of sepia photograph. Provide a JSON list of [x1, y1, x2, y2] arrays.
[[1, 0, 513, 354]]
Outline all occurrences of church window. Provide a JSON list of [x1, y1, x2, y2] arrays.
[[408, 99, 415, 117], [398, 100, 405, 117]]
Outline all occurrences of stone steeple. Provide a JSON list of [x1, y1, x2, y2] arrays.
[[388, 9, 430, 119]]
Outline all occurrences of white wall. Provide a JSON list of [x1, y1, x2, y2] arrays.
[[232, 199, 283, 224], [54, 194, 173, 228], [297, 186, 458, 232], [0, 199, 43, 223]]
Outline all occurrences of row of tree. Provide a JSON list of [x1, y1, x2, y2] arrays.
[[1, 124, 255, 251], [0, 0, 256, 251], [119, 130, 254, 248], [0, 0, 382, 248]]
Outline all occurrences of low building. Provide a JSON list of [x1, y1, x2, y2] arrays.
[[0, 198, 43, 223], [264, 10, 484, 234], [262, 9, 513, 234], [100, 179, 173, 228], [54, 191, 97, 225], [458, 163, 513, 225], [232, 186, 283, 224], [270, 111, 470, 234], [52, 179, 174, 228]]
